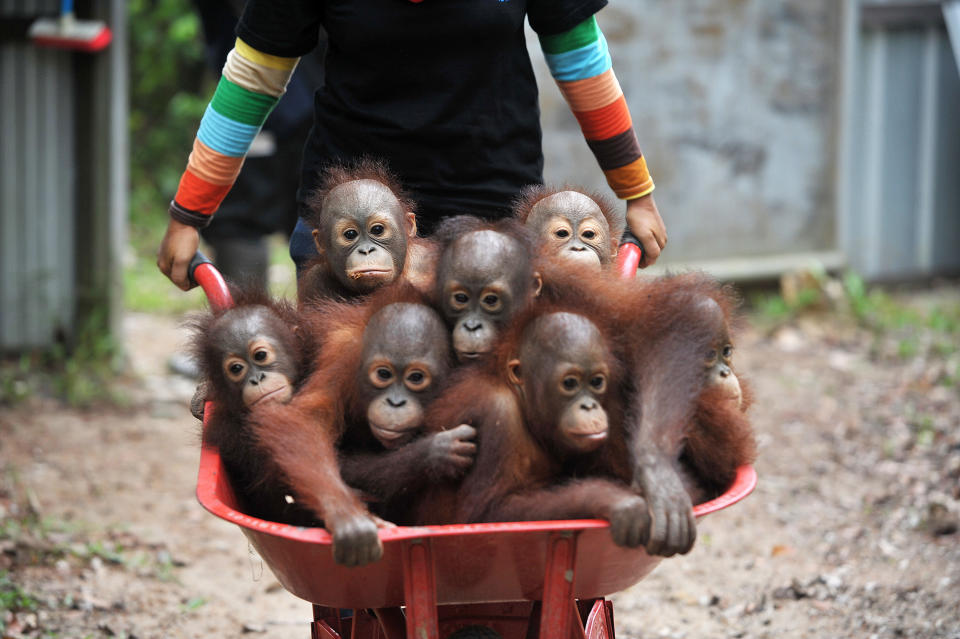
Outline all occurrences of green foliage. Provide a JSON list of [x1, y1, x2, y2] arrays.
[[181, 597, 207, 612], [750, 270, 960, 366], [128, 0, 209, 256], [750, 292, 792, 324], [50, 310, 127, 407], [749, 285, 822, 325], [0, 572, 40, 633], [842, 273, 960, 362], [0, 355, 34, 406], [123, 256, 208, 314], [74, 541, 126, 566], [0, 309, 126, 407]]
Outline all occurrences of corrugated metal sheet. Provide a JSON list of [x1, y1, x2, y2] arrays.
[[0, 0, 77, 351], [841, 1, 960, 280], [0, 0, 126, 352]]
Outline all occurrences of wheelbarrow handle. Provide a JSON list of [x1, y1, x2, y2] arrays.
[[616, 229, 645, 280], [188, 251, 234, 311]]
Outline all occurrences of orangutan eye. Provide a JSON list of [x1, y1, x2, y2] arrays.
[[582, 230, 596, 240], [589, 375, 606, 391], [370, 224, 385, 236], [556, 229, 570, 238], [483, 294, 499, 306], [377, 368, 392, 381], [224, 358, 247, 382], [404, 368, 431, 391], [722, 345, 733, 359], [454, 293, 468, 304], [344, 229, 359, 240], [562, 376, 578, 391], [253, 350, 268, 362]]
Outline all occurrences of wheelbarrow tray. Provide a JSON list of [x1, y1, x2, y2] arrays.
[[196, 438, 756, 609]]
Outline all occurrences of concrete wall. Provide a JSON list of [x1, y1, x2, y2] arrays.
[[530, 0, 844, 273]]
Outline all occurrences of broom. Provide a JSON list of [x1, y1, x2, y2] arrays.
[[28, 0, 111, 53]]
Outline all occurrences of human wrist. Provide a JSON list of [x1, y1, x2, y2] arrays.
[[168, 200, 212, 229], [623, 182, 655, 201]]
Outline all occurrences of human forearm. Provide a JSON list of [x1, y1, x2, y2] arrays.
[[168, 38, 300, 228], [539, 16, 654, 201]]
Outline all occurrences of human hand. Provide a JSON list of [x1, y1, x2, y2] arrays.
[[157, 219, 200, 290], [625, 194, 667, 268]]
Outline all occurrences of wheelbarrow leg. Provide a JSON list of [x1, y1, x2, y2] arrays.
[[374, 607, 407, 639], [538, 532, 585, 639], [582, 600, 615, 639], [352, 608, 388, 639], [402, 538, 440, 639], [313, 605, 348, 639]]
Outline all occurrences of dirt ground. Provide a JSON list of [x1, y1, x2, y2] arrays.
[[1, 284, 958, 639]]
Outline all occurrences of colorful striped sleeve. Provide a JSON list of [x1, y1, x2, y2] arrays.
[[539, 17, 654, 201], [168, 38, 300, 228]]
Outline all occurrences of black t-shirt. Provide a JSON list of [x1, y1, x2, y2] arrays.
[[237, 0, 607, 233]]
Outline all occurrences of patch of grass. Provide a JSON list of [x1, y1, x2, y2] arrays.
[[51, 311, 127, 408], [0, 354, 35, 406], [153, 556, 179, 583], [181, 597, 207, 613], [839, 273, 960, 361], [0, 572, 40, 633], [933, 340, 957, 358], [124, 234, 297, 313], [913, 415, 935, 447], [897, 338, 919, 360], [1, 308, 128, 408], [74, 541, 126, 566], [942, 361, 960, 388], [123, 256, 208, 314], [749, 292, 792, 324], [843, 273, 960, 335], [748, 268, 834, 326]]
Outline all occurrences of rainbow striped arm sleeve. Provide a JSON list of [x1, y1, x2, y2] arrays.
[[539, 17, 654, 200], [168, 39, 300, 228]]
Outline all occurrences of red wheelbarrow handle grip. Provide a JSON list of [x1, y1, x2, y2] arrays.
[[616, 229, 644, 279], [188, 251, 234, 312]]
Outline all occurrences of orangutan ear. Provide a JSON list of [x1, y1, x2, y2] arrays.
[[311, 229, 325, 256], [507, 358, 523, 386], [532, 272, 543, 298], [405, 211, 418, 238]]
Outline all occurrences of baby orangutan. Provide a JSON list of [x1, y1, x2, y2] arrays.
[[418, 305, 650, 548], [298, 158, 435, 302], [513, 185, 624, 270], [190, 293, 317, 525], [679, 296, 757, 503], [433, 216, 541, 362], [249, 285, 476, 565], [537, 263, 757, 556], [336, 301, 477, 523]]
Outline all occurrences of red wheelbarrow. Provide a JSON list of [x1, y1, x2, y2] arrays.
[[189, 238, 758, 639]]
